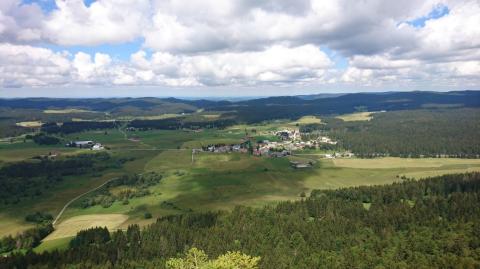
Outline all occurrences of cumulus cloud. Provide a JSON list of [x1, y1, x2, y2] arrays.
[[43, 0, 149, 46], [0, 0, 478, 91], [0, 43, 70, 87], [0, 43, 333, 87], [0, 0, 44, 42], [341, 0, 480, 88]]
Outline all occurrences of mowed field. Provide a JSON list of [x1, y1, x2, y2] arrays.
[[336, 111, 378, 121], [45, 214, 128, 241], [15, 121, 43, 128]]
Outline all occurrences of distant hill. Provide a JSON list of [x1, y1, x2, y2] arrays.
[[296, 93, 346, 100], [210, 90, 480, 122], [1, 91, 479, 122]]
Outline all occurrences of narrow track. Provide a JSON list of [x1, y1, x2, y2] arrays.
[[52, 177, 118, 227]]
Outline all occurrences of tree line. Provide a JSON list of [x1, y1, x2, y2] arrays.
[[41, 121, 119, 134], [128, 117, 236, 130], [2, 172, 479, 268]]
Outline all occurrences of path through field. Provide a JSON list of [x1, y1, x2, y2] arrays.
[[52, 177, 119, 226]]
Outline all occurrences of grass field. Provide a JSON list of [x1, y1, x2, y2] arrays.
[[117, 113, 182, 121], [2, 123, 480, 242], [336, 111, 378, 121], [0, 141, 83, 164], [34, 237, 72, 253], [15, 121, 43, 128], [332, 157, 480, 169], [43, 109, 94, 114], [291, 116, 322, 124], [44, 214, 128, 240], [55, 151, 480, 241], [0, 214, 34, 238]]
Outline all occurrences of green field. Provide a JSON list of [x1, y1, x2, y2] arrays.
[[55, 152, 480, 238], [43, 109, 95, 114], [2, 121, 480, 250], [336, 111, 378, 121], [33, 237, 72, 253]]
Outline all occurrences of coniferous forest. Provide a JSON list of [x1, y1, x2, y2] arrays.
[[2, 172, 479, 269], [324, 109, 480, 158]]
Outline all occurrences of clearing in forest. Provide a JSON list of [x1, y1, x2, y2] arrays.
[[43, 109, 93, 114], [292, 116, 322, 125], [44, 214, 128, 240], [336, 111, 376, 121], [15, 121, 43, 128]]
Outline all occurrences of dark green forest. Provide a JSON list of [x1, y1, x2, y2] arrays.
[[322, 109, 480, 158], [41, 122, 120, 134], [0, 153, 123, 205], [2, 172, 479, 269]]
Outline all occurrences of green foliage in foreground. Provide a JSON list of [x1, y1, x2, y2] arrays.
[[2, 173, 479, 269], [167, 248, 260, 269]]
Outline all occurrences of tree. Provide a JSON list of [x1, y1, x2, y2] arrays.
[[166, 248, 260, 269]]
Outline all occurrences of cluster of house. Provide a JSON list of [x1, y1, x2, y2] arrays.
[[65, 140, 104, 150], [276, 129, 301, 141], [317, 136, 338, 145], [202, 143, 248, 153], [253, 141, 290, 157], [250, 129, 337, 154], [323, 152, 355, 158], [198, 128, 352, 160], [253, 146, 290, 157]]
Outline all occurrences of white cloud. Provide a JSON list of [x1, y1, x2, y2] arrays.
[[72, 52, 112, 82], [0, 0, 478, 92], [0, 43, 333, 88], [0, 0, 44, 42], [0, 43, 70, 87], [43, 0, 149, 45]]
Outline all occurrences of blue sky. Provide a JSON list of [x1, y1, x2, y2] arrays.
[[0, 0, 478, 97], [407, 4, 449, 28]]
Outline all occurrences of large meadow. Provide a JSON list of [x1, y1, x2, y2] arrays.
[[1, 114, 479, 252]]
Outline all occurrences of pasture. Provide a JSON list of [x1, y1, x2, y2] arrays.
[[2, 123, 480, 242], [43, 109, 94, 114], [54, 151, 480, 241], [34, 237, 72, 253], [15, 121, 43, 128], [44, 214, 128, 240], [291, 116, 322, 125], [332, 157, 480, 169], [336, 111, 377, 121]]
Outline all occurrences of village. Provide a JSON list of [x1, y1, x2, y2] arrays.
[[200, 128, 354, 162]]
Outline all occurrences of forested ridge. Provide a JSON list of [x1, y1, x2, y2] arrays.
[[2, 172, 479, 269], [324, 109, 480, 157]]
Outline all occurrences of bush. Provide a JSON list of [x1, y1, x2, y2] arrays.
[[25, 212, 53, 224], [31, 133, 60, 145], [144, 212, 152, 219]]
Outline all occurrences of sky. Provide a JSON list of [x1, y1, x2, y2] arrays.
[[0, 0, 479, 98]]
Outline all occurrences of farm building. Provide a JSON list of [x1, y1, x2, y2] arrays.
[[290, 161, 313, 169], [66, 140, 103, 149], [92, 143, 104, 150]]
